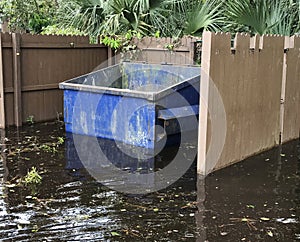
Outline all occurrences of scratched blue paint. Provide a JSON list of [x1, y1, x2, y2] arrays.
[[64, 89, 156, 149], [60, 63, 200, 149]]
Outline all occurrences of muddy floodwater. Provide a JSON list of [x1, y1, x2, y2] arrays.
[[0, 122, 299, 241]]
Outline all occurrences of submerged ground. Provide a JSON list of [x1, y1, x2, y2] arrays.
[[0, 122, 299, 241]]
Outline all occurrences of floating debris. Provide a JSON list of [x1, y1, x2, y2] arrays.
[[276, 218, 298, 224]]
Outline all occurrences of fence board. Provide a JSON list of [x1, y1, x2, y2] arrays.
[[283, 36, 300, 142], [0, 34, 5, 128], [12, 33, 22, 127], [128, 36, 195, 65]]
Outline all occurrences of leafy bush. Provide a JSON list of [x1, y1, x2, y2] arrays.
[[41, 25, 85, 36], [0, 0, 57, 33], [1, 0, 299, 37]]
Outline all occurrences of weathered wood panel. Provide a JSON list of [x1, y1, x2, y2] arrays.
[[1, 34, 14, 127], [121, 36, 196, 65], [198, 32, 284, 174], [0, 34, 4, 128], [12, 33, 22, 126], [0, 33, 109, 126], [283, 36, 300, 142]]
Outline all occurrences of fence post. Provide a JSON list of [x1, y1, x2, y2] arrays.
[[0, 33, 5, 128], [107, 47, 113, 66], [12, 33, 22, 127], [188, 37, 195, 64], [197, 31, 212, 175], [279, 37, 289, 143]]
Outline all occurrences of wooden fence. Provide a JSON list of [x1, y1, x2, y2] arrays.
[[113, 36, 196, 65], [0, 33, 108, 127], [198, 32, 300, 174]]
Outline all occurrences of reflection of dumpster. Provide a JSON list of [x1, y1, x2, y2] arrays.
[[64, 132, 197, 191], [65, 132, 155, 172], [59, 63, 200, 149]]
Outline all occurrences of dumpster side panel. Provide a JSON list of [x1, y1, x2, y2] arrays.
[[63, 89, 156, 149], [157, 82, 200, 108]]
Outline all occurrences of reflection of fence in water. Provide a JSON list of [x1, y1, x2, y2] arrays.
[[0, 130, 8, 217]]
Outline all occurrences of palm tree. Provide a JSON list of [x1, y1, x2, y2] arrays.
[[99, 0, 151, 35], [225, 0, 299, 36], [134, 0, 180, 37], [56, 0, 300, 37], [57, 0, 107, 36], [57, 0, 181, 36]]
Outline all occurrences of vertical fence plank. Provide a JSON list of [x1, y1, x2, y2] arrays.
[[197, 31, 212, 175], [187, 37, 194, 64], [12, 33, 22, 127], [280, 37, 289, 142], [0, 34, 5, 128], [107, 47, 113, 66], [282, 36, 300, 142]]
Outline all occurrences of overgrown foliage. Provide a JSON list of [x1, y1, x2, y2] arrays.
[[54, 0, 226, 37], [0, 0, 58, 33], [40, 25, 85, 36], [225, 0, 300, 35], [1, 0, 299, 37]]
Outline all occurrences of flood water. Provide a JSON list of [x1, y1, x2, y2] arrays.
[[0, 122, 299, 241]]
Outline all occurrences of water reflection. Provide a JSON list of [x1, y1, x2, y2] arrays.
[[0, 129, 8, 218], [201, 140, 300, 241], [66, 132, 197, 194], [0, 123, 299, 241], [196, 176, 207, 242]]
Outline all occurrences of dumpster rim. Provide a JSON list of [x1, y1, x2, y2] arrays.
[[59, 63, 200, 101]]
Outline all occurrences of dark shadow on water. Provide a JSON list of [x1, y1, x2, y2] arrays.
[[0, 122, 299, 241]]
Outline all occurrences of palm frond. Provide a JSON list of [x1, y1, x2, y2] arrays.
[[225, 0, 297, 36], [183, 0, 225, 35], [57, 0, 106, 36]]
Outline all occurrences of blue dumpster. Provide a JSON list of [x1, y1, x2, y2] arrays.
[[59, 62, 200, 150]]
